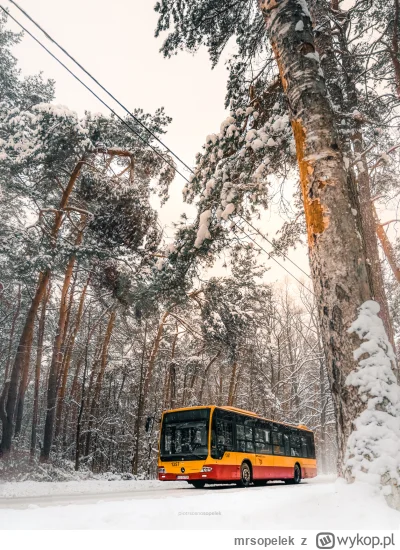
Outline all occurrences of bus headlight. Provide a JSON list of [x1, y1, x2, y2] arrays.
[[201, 466, 213, 472], [158, 467, 166, 473]]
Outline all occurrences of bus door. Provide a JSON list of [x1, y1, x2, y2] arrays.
[[235, 416, 256, 476], [211, 409, 236, 479], [272, 424, 292, 478], [254, 420, 274, 479]]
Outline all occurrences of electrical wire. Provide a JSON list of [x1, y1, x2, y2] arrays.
[[2, 4, 315, 295], [7, 0, 195, 176], [237, 214, 311, 280], [0, 5, 192, 184], [233, 220, 315, 296]]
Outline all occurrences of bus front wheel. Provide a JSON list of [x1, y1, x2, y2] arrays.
[[237, 462, 252, 488], [190, 481, 206, 489], [285, 464, 301, 485]]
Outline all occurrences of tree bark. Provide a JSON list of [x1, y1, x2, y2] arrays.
[[132, 322, 147, 475], [0, 272, 50, 455], [0, 158, 87, 456], [374, 207, 400, 284], [391, 0, 400, 99], [332, 9, 394, 343], [4, 284, 21, 381], [259, 0, 374, 468], [165, 322, 179, 409], [41, 218, 87, 462], [40, 257, 76, 461], [30, 285, 50, 458], [199, 350, 221, 403], [354, 139, 393, 342], [75, 321, 91, 471], [54, 275, 90, 441], [143, 311, 170, 400], [311, 0, 394, 344], [227, 362, 238, 406], [84, 309, 116, 458]]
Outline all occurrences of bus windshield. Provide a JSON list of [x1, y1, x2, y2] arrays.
[[160, 408, 210, 461]]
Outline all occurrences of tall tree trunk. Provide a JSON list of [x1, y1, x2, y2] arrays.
[[55, 272, 77, 390], [311, 0, 394, 343], [54, 275, 90, 441], [0, 158, 86, 457], [165, 322, 179, 409], [199, 350, 221, 403], [319, 354, 328, 474], [355, 140, 393, 342], [85, 310, 116, 458], [41, 217, 86, 460], [0, 272, 50, 455], [75, 319, 92, 471], [374, 207, 400, 284], [63, 354, 84, 449], [41, 256, 76, 461], [286, 318, 301, 422], [143, 311, 170, 400], [333, 10, 394, 343], [233, 365, 242, 407], [227, 362, 238, 406], [259, 0, 374, 468], [4, 284, 21, 381], [391, 0, 400, 99], [30, 285, 50, 458], [132, 322, 147, 475]]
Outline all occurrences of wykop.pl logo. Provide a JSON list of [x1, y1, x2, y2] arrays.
[[316, 533, 335, 549]]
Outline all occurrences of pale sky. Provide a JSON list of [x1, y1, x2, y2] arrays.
[[6, 0, 312, 290]]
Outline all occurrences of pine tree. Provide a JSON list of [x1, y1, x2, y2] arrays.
[[153, 0, 400, 484]]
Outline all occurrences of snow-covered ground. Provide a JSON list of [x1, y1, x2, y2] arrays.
[[0, 475, 399, 530]]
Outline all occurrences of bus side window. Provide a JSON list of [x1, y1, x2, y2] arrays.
[[283, 433, 290, 456], [290, 430, 301, 457], [211, 410, 234, 458], [236, 422, 246, 452], [217, 419, 233, 450], [255, 421, 272, 454], [300, 436, 308, 458], [244, 419, 255, 453], [306, 433, 315, 458], [272, 428, 285, 455]]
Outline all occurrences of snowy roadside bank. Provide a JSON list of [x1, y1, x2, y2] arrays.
[[0, 476, 398, 530], [0, 478, 188, 499], [0, 475, 335, 500]]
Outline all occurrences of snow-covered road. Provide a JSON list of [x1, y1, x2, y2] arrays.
[[0, 476, 399, 529]]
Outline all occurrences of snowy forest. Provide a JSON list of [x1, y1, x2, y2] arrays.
[[0, 0, 400, 513]]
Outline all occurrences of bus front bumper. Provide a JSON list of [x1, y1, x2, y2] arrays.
[[158, 464, 239, 481]]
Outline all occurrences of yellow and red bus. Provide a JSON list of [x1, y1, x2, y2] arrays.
[[158, 405, 317, 488]]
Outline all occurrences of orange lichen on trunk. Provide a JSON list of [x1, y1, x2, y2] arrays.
[[292, 118, 329, 246], [270, 41, 288, 91]]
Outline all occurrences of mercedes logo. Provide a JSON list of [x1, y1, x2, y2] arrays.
[[181, 467, 185, 473]]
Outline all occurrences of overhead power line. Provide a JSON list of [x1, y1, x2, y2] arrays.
[[237, 214, 311, 280], [233, 220, 315, 296], [2, 3, 314, 294], [7, 0, 195, 176], [0, 5, 192, 184]]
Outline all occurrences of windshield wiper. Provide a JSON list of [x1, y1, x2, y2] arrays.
[[161, 452, 207, 461], [188, 452, 207, 460]]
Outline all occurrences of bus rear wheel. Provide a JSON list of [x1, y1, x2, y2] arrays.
[[285, 464, 301, 485], [237, 462, 251, 488], [190, 480, 206, 489]]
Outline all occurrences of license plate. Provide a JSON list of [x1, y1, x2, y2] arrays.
[[177, 475, 189, 480]]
